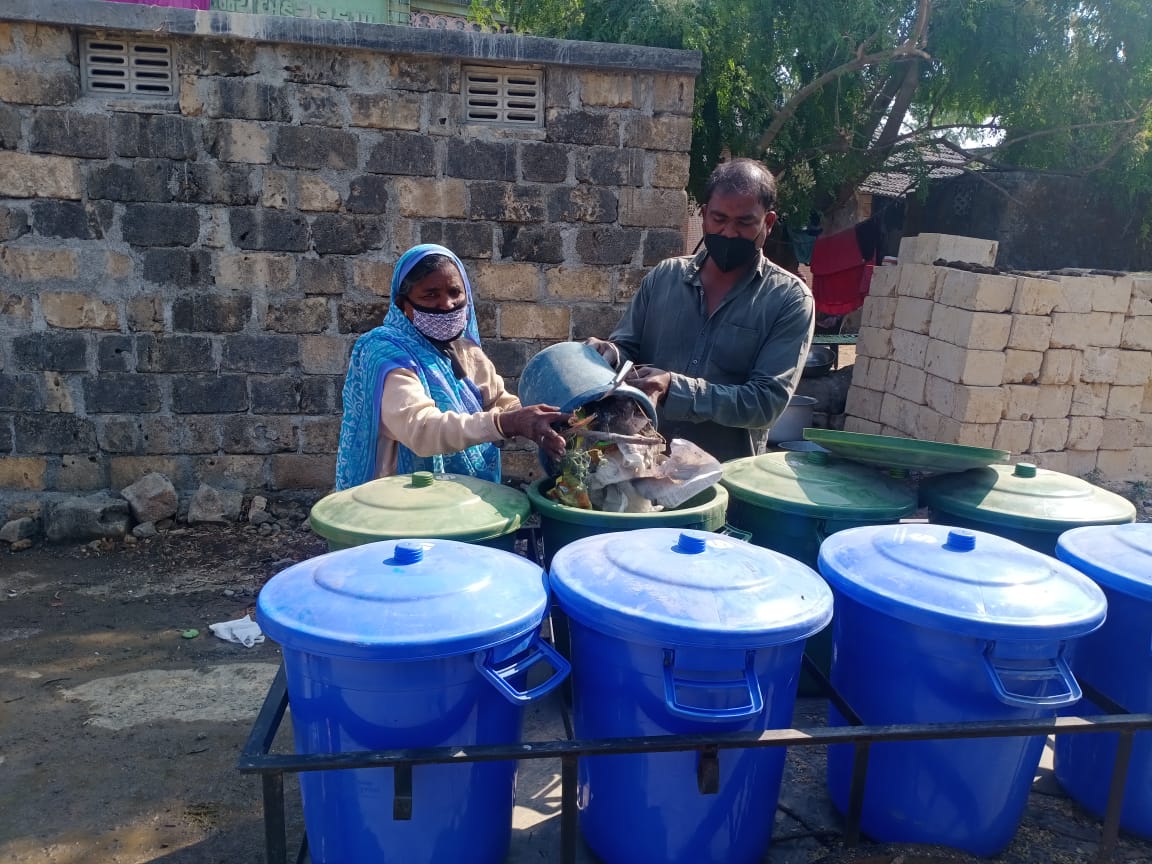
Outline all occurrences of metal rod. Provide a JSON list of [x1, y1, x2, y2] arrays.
[[844, 742, 870, 846], [239, 665, 290, 764], [561, 754, 578, 864], [1097, 730, 1135, 864], [261, 772, 288, 864]]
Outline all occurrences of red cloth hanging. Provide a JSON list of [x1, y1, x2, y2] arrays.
[[810, 228, 872, 315]]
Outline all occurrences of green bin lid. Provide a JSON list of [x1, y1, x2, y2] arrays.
[[920, 462, 1136, 531], [309, 471, 530, 547], [721, 450, 918, 519]]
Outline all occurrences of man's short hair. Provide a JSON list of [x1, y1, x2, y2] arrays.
[[703, 158, 777, 212]]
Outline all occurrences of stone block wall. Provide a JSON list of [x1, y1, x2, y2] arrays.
[[844, 233, 1152, 480], [0, 2, 700, 520]]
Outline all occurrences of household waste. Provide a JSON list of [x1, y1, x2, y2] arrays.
[[546, 395, 722, 512]]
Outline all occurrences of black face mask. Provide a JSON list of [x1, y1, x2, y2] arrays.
[[703, 233, 760, 272]]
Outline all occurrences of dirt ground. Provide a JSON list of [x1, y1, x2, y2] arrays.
[[3, 499, 1152, 864]]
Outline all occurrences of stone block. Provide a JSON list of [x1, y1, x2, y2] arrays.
[[14, 413, 97, 453], [82, 375, 161, 414], [446, 139, 517, 182], [297, 176, 341, 212], [643, 229, 684, 266], [1066, 416, 1104, 451], [311, 214, 384, 256], [1051, 311, 1122, 349], [580, 72, 636, 108], [121, 203, 199, 247], [927, 305, 1011, 350], [300, 416, 341, 454], [845, 386, 884, 423], [910, 404, 943, 441], [1033, 385, 1074, 418], [575, 227, 641, 265], [861, 296, 896, 330], [98, 336, 133, 373], [419, 221, 491, 259], [41, 294, 119, 330], [41, 370, 74, 412], [189, 455, 264, 490], [1030, 418, 1070, 453], [1091, 274, 1133, 313], [1003, 350, 1043, 384], [267, 298, 331, 334], [366, 132, 437, 176], [182, 164, 260, 207], [261, 171, 290, 209], [137, 335, 214, 374], [520, 142, 570, 183], [348, 91, 422, 131], [615, 269, 646, 304], [114, 113, 198, 161], [622, 114, 692, 151], [867, 265, 899, 298], [855, 326, 892, 360], [0, 246, 78, 281], [1136, 415, 1152, 447], [500, 304, 570, 340], [0, 205, 29, 241], [894, 263, 940, 300], [29, 110, 111, 159], [171, 374, 248, 413], [275, 125, 357, 170], [891, 363, 927, 404], [575, 147, 645, 187], [619, 188, 687, 229], [1096, 449, 1137, 479], [1115, 350, 1152, 387], [222, 416, 297, 455], [187, 484, 245, 523], [396, 177, 467, 218], [222, 335, 300, 374], [1108, 386, 1144, 418], [0, 67, 78, 106], [301, 335, 351, 375], [844, 416, 883, 434], [994, 420, 1034, 455], [173, 295, 250, 333], [346, 174, 388, 214], [1011, 276, 1062, 315], [0, 145, 82, 200], [548, 186, 617, 224], [301, 258, 349, 295], [45, 493, 130, 542], [1122, 318, 1152, 351], [0, 457, 47, 491], [1031, 451, 1070, 474], [209, 78, 292, 122], [936, 268, 1016, 312], [469, 183, 547, 223], [467, 262, 539, 301], [269, 454, 336, 491], [1052, 274, 1095, 313], [141, 249, 212, 288], [1129, 275, 1152, 316], [337, 301, 390, 334], [88, 160, 171, 203], [649, 152, 691, 188], [0, 102, 17, 150], [924, 339, 1004, 386], [902, 233, 998, 267], [1007, 315, 1052, 352], [127, 296, 164, 333], [1003, 384, 1039, 421], [294, 84, 346, 127], [652, 74, 695, 115], [502, 226, 564, 263], [120, 472, 178, 524], [350, 259, 393, 295], [13, 333, 87, 371], [1100, 418, 1137, 451], [1064, 450, 1099, 477], [546, 110, 621, 146], [923, 375, 954, 417], [230, 209, 309, 252], [389, 56, 458, 92], [1071, 382, 1110, 416], [216, 253, 296, 291], [1038, 349, 1082, 385], [32, 200, 102, 240], [546, 267, 611, 302], [53, 454, 104, 493], [950, 385, 1005, 424], [20, 24, 73, 58]]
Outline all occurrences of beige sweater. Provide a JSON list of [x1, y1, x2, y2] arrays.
[[375, 340, 520, 477]]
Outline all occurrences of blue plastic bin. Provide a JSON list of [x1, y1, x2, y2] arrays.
[[549, 528, 834, 864], [256, 539, 569, 864], [1055, 523, 1152, 838], [819, 524, 1107, 856]]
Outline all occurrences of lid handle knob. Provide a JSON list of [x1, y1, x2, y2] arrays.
[[411, 471, 435, 488], [393, 542, 425, 565], [675, 533, 707, 554], [944, 529, 977, 552], [1013, 462, 1037, 478]]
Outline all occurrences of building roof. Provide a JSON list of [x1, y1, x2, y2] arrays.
[[859, 140, 968, 198]]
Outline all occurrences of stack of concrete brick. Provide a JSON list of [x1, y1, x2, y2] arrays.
[[844, 233, 1152, 480]]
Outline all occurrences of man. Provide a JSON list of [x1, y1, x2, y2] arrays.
[[586, 158, 815, 462]]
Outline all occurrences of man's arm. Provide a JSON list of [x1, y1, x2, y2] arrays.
[[661, 287, 814, 429]]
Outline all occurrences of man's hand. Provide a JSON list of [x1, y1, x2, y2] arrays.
[[498, 405, 570, 460], [583, 337, 621, 369], [627, 366, 672, 404]]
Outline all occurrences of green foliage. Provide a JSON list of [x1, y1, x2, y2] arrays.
[[479, 0, 1152, 225]]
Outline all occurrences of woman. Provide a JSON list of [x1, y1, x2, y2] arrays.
[[335, 244, 568, 490]]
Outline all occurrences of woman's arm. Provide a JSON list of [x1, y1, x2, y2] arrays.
[[380, 369, 503, 457]]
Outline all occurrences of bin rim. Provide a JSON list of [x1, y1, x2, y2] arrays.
[[527, 477, 728, 525], [1057, 523, 1152, 603]]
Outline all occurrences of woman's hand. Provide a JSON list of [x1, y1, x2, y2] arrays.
[[498, 405, 570, 460]]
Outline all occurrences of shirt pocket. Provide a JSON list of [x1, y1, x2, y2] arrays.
[[710, 323, 761, 376]]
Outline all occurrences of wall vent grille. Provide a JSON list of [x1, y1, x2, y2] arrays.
[[463, 66, 543, 127], [81, 38, 174, 97]]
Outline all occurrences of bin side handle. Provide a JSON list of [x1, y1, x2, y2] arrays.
[[662, 649, 764, 722], [982, 647, 1082, 708], [475, 637, 571, 705], [718, 523, 752, 542]]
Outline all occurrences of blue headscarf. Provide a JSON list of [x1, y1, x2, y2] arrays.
[[334, 244, 501, 490]]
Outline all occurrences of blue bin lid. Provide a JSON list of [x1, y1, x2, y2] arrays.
[[818, 524, 1107, 641], [548, 528, 834, 648], [1057, 523, 1152, 603], [256, 539, 548, 661]]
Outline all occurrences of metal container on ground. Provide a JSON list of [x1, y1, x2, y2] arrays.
[[526, 477, 729, 567], [549, 527, 834, 864], [255, 538, 569, 864], [920, 462, 1135, 555], [309, 470, 530, 552], [1054, 523, 1152, 838], [819, 524, 1107, 856], [721, 449, 918, 695]]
